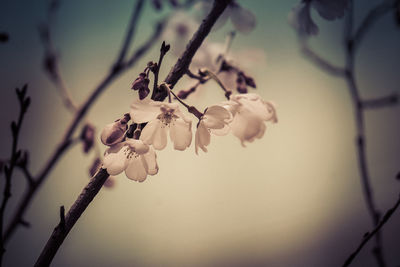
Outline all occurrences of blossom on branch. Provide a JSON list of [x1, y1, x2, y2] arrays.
[[103, 139, 158, 182], [130, 99, 192, 151], [223, 93, 277, 146], [195, 105, 232, 154]]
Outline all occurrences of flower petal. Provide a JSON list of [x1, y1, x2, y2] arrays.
[[125, 157, 147, 182], [143, 148, 159, 175], [170, 118, 192, 151], [103, 146, 129, 175], [230, 5, 256, 34], [125, 139, 150, 154], [140, 119, 168, 150], [195, 122, 210, 154], [230, 111, 265, 147], [130, 99, 162, 123]]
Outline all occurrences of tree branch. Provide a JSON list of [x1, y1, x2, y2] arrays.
[[300, 39, 346, 77], [353, 0, 397, 51], [34, 169, 109, 267], [163, 0, 232, 88], [0, 85, 30, 266], [342, 194, 400, 267], [4, 1, 163, 243], [361, 94, 398, 109]]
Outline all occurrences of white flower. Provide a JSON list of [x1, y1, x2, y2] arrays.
[[195, 105, 232, 154], [130, 99, 192, 151], [102, 139, 158, 182], [224, 93, 277, 146]]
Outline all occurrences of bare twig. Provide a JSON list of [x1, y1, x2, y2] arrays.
[[4, 0, 162, 243], [342, 194, 400, 267], [0, 85, 30, 266], [34, 169, 109, 267], [361, 94, 398, 109], [299, 0, 398, 265], [353, 0, 397, 51], [300, 40, 346, 77]]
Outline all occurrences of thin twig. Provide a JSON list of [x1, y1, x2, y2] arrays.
[[300, 39, 346, 77], [353, 0, 397, 51], [361, 94, 398, 109], [0, 85, 30, 266], [299, 0, 398, 265], [344, 2, 386, 265], [4, 1, 162, 243], [342, 194, 400, 267], [34, 169, 109, 267]]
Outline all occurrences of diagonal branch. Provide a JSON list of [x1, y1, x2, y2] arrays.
[[4, 1, 162, 243], [164, 0, 232, 88], [342, 194, 400, 267], [34, 169, 109, 267]]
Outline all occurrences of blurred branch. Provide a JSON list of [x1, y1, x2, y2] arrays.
[[34, 169, 109, 267], [342, 194, 400, 267], [361, 94, 398, 109], [344, 2, 386, 265], [0, 85, 30, 266], [300, 39, 346, 77], [4, 0, 163, 243], [39, 0, 77, 113], [353, 0, 397, 51], [298, 0, 399, 265]]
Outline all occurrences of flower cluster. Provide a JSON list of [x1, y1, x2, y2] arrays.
[[100, 89, 277, 182]]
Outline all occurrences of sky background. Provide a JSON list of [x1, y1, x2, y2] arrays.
[[1, 0, 400, 266]]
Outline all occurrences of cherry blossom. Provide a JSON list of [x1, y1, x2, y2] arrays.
[[195, 105, 232, 154], [100, 116, 129, 146], [102, 139, 158, 182], [223, 93, 277, 146], [130, 99, 192, 151]]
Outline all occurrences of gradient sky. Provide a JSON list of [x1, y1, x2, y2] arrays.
[[1, 0, 400, 266]]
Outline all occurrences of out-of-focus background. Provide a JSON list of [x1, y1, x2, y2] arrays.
[[1, 0, 399, 266]]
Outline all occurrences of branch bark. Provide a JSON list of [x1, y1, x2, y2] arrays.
[[34, 169, 109, 267], [4, 0, 161, 243], [342, 194, 400, 267]]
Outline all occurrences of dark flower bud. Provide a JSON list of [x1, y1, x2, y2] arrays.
[[101, 119, 128, 146], [131, 72, 147, 90], [132, 73, 150, 100], [236, 73, 248, 94], [219, 60, 234, 72], [138, 85, 150, 100], [160, 41, 170, 55], [241, 72, 256, 88], [80, 123, 96, 153]]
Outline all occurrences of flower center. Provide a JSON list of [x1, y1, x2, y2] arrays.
[[123, 146, 139, 159], [157, 110, 177, 127]]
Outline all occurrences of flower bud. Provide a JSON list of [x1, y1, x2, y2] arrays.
[[100, 120, 127, 146], [80, 123, 96, 153]]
